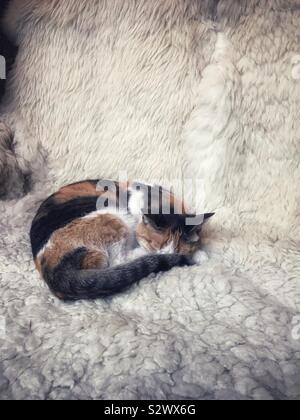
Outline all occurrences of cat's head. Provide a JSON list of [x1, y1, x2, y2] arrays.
[[136, 212, 214, 255]]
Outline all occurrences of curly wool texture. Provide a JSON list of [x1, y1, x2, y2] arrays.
[[0, 0, 299, 400]]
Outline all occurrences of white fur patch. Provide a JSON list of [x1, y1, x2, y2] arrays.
[[108, 240, 127, 266], [127, 247, 149, 261], [128, 189, 145, 216], [160, 241, 175, 254], [193, 250, 209, 265], [36, 240, 53, 260], [83, 207, 138, 231], [189, 232, 199, 243]]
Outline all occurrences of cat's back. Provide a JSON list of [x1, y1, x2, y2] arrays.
[[30, 179, 119, 259]]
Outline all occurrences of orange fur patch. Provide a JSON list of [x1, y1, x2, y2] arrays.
[[54, 180, 130, 208], [40, 213, 129, 271], [81, 250, 108, 270], [136, 223, 173, 252], [35, 257, 43, 276], [55, 181, 103, 203]]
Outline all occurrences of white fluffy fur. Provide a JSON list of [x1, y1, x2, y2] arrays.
[[0, 0, 299, 400]]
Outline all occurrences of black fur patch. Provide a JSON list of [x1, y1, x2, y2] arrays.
[[144, 212, 215, 233], [30, 195, 99, 258]]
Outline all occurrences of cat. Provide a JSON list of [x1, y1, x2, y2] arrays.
[[30, 179, 214, 301]]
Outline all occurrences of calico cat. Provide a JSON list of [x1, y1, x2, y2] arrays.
[[30, 180, 214, 301]]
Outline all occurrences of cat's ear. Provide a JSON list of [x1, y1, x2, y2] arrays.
[[143, 213, 172, 230], [183, 213, 215, 242], [203, 212, 215, 222], [142, 214, 155, 227], [142, 214, 163, 230], [185, 212, 215, 228]]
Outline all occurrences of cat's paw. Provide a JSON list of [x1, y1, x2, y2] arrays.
[[129, 247, 149, 260], [159, 242, 175, 254], [193, 250, 209, 265]]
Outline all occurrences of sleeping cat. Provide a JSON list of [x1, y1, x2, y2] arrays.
[[30, 180, 214, 301]]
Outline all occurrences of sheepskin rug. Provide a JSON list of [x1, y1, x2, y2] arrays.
[[0, 0, 299, 400]]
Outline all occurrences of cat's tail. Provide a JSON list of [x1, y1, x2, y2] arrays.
[[43, 248, 193, 301]]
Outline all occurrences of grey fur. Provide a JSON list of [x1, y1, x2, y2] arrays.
[[0, 123, 26, 199]]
